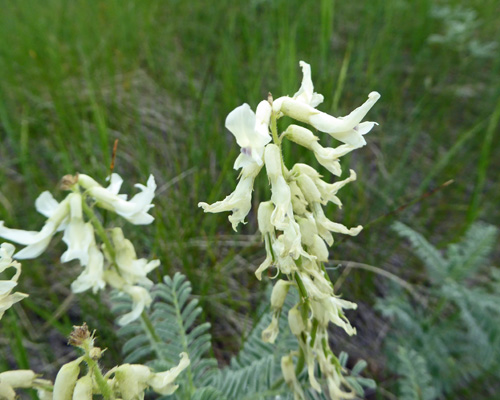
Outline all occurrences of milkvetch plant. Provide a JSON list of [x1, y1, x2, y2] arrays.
[[199, 60, 380, 398], [0, 172, 159, 325]]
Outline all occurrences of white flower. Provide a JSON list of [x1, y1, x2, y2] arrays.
[[71, 244, 106, 294], [311, 296, 357, 336], [261, 313, 279, 343], [292, 60, 324, 107], [60, 193, 94, 266], [264, 144, 293, 229], [284, 124, 358, 176], [148, 353, 190, 395], [198, 161, 262, 231], [270, 279, 291, 310], [112, 364, 151, 400], [0, 195, 70, 259], [226, 103, 272, 170], [281, 355, 306, 400], [0, 244, 28, 320], [279, 91, 380, 147], [312, 202, 362, 242], [288, 305, 305, 336], [78, 173, 156, 225], [110, 228, 160, 287], [52, 357, 83, 400], [117, 285, 153, 326]]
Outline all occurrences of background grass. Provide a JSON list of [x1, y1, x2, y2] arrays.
[[0, 0, 499, 398]]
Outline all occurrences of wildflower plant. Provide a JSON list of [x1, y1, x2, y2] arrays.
[[0, 173, 159, 325], [199, 61, 380, 398]]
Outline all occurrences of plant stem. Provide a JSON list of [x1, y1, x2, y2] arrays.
[[81, 200, 116, 261], [82, 351, 113, 400]]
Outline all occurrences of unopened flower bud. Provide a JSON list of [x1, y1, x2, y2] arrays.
[[288, 306, 305, 336], [72, 375, 93, 400], [296, 174, 322, 204], [0, 370, 36, 388], [284, 124, 318, 147], [264, 144, 282, 179], [270, 280, 291, 310], [53, 357, 83, 400], [310, 235, 329, 262], [257, 202, 275, 234], [0, 381, 15, 400], [89, 347, 102, 360]]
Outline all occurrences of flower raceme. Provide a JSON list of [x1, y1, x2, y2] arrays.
[[199, 61, 380, 399], [0, 173, 158, 325]]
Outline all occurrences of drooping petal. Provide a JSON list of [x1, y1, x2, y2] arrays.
[[198, 162, 262, 231]]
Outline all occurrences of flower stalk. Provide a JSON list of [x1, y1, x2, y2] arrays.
[[199, 60, 380, 398]]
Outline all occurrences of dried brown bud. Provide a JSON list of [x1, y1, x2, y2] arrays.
[[267, 92, 273, 105], [68, 323, 90, 347], [60, 173, 79, 190]]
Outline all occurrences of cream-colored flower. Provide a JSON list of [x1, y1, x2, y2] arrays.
[[311, 296, 357, 336], [261, 313, 279, 344], [112, 364, 151, 400], [312, 202, 362, 242], [284, 124, 357, 176], [278, 91, 380, 147], [71, 244, 106, 294], [78, 173, 156, 225], [281, 354, 306, 400], [117, 285, 153, 326], [60, 193, 94, 266], [109, 228, 160, 287], [292, 61, 324, 107], [199, 161, 262, 231], [0, 195, 70, 259], [53, 357, 83, 400], [0, 243, 28, 320], [264, 144, 293, 229], [148, 353, 190, 395], [226, 103, 272, 170]]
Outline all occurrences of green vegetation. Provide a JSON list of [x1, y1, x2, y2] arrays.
[[1, 0, 499, 398]]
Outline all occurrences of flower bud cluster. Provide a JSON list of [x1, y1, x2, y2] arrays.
[[0, 173, 159, 325], [0, 243, 28, 320], [199, 61, 380, 398]]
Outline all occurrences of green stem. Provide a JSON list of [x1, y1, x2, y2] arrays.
[[310, 318, 319, 347], [270, 110, 280, 146], [84, 355, 113, 400], [81, 200, 116, 261]]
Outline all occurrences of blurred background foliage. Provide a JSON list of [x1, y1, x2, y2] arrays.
[[0, 0, 499, 398]]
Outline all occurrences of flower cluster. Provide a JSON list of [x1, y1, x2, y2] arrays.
[[7, 323, 190, 400], [0, 173, 158, 325], [199, 61, 380, 398], [0, 243, 28, 320]]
